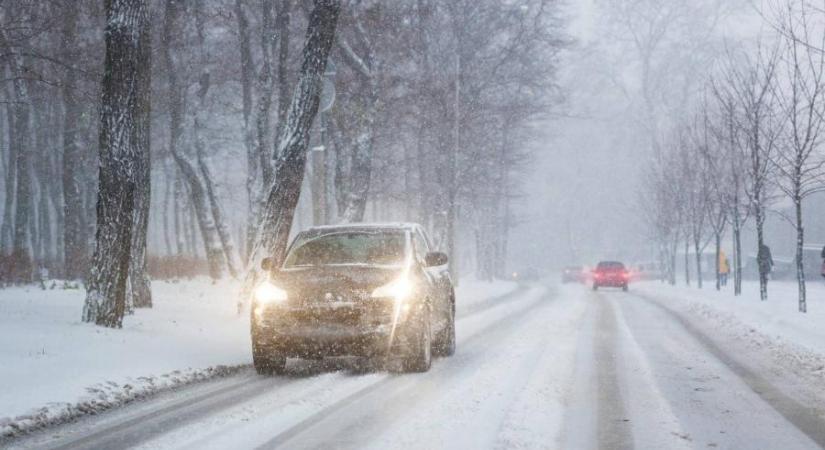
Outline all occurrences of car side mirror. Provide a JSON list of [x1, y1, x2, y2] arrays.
[[261, 257, 274, 271], [425, 251, 449, 267]]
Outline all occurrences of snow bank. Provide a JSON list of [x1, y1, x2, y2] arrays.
[[636, 280, 825, 353], [0, 279, 250, 437], [634, 280, 825, 387], [0, 276, 517, 438]]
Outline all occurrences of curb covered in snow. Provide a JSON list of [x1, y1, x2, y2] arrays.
[[0, 364, 248, 440]]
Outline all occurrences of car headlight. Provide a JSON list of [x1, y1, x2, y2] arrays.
[[371, 277, 413, 302], [254, 281, 288, 305]]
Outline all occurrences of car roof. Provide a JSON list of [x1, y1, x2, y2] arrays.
[[301, 222, 424, 237]]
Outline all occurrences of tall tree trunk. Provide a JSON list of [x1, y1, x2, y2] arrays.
[[1, 105, 16, 255], [198, 151, 240, 277], [337, 87, 378, 222], [173, 175, 185, 255], [128, 16, 152, 308], [83, 0, 149, 327], [795, 196, 806, 312], [243, 0, 341, 303], [257, 0, 276, 190], [162, 160, 174, 255], [274, 0, 292, 149], [8, 61, 33, 283], [733, 217, 742, 295], [61, 3, 88, 279], [236, 0, 257, 262], [694, 239, 703, 289], [684, 238, 690, 286], [714, 231, 721, 291], [755, 202, 768, 301]]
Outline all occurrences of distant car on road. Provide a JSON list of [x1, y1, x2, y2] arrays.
[[251, 223, 455, 375], [561, 266, 585, 284], [592, 261, 630, 291]]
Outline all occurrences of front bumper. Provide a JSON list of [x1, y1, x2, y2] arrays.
[[252, 302, 417, 358], [594, 278, 627, 287]]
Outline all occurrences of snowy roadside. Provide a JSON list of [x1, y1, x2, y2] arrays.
[[0, 276, 517, 438], [634, 280, 825, 391]]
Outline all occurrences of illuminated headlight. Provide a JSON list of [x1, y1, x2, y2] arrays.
[[371, 277, 413, 302], [253, 281, 288, 314]]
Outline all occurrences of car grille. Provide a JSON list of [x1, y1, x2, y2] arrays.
[[261, 294, 394, 328]]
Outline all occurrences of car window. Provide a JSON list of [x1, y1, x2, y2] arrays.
[[597, 261, 625, 270], [283, 231, 407, 267]]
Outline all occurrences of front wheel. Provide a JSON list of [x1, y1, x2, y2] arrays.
[[622, 284, 629, 292], [403, 313, 432, 372], [592, 284, 599, 291]]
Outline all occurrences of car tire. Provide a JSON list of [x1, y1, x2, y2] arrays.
[[592, 284, 598, 291], [434, 295, 456, 357], [622, 284, 629, 292], [403, 312, 432, 373], [252, 342, 286, 376]]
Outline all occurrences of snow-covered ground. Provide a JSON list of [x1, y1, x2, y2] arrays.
[[0, 276, 518, 438], [634, 280, 825, 364], [5, 279, 825, 449]]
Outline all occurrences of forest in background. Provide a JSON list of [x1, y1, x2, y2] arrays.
[[0, 0, 564, 302]]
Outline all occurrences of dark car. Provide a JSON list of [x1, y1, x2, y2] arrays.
[[251, 223, 456, 375], [561, 266, 585, 284], [592, 261, 630, 291]]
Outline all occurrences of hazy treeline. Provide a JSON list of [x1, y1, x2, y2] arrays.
[[0, 0, 564, 288]]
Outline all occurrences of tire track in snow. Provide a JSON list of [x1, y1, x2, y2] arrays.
[[634, 291, 825, 449], [593, 295, 634, 450], [15, 284, 534, 450], [253, 287, 552, 449]]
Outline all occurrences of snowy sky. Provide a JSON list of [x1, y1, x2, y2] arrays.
[[508, 0, 767, 270]]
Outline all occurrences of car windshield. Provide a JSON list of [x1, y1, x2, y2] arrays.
[[283, 231, 407, 267]]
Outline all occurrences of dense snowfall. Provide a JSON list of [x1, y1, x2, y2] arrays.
[[1, 0, 825, 449]]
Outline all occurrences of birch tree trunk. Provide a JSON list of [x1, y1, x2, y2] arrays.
[[243, 0, 341, 303], [83, 0, 149, 328]]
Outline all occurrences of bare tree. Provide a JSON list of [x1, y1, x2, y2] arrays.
[[722, 44, 783, 301], [770, 0, 825, 313]]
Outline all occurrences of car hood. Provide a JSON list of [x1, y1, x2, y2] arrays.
[[272, 265, 404, 299]]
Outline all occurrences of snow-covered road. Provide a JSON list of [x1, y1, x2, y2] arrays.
[[6, 282, 825, 450]]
